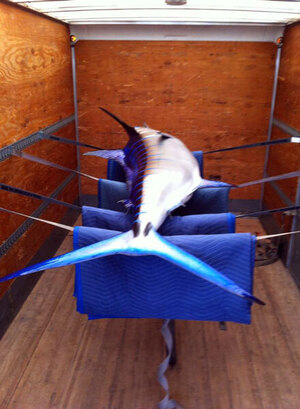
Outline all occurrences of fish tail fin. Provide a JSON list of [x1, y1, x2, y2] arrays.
[[128, 229, 264, 305], [0, 231, 133, 283], [0, 228, 264, 305], [242, 293, 266, 306]]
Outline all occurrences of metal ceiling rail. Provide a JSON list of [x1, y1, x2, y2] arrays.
[[31, 15, 299, 25], [8, 0, 300, 25], [70, 21, 287, 27], [70, 24, 285, 42], [13, 7, 300, 15], [10, 0, 300, 13]]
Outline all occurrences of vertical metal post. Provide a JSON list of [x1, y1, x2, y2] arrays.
[[259, 39, 283, 210], [71, 38, 82, 204], [286, 177, 300, 267]]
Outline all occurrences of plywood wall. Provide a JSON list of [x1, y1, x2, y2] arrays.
[[0, 2, 77, 297], [75, 40, 276, 199], [264, 23, 300, 216]]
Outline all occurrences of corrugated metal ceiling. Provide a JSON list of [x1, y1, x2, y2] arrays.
[[9, 0, 300, 25]]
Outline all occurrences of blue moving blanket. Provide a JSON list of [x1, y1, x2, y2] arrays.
[[98, 179, 231, 214], [82, 206, 236, 235], [76, 151, 253, 323], [73, 227, 255, 324]]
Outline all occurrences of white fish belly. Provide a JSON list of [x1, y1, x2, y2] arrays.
[[138, 135, 201, 230]]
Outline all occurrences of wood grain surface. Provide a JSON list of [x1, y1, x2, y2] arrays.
[[0, 218, 299, 409], [0, 2, 77, 297], [75, 40, 276, 199], [264, 23, 300, 211], [0, 2, 73, 146]]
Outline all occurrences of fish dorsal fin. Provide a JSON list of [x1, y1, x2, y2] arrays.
[[100, 107, 141, 140], [160, 134, 171, 141]]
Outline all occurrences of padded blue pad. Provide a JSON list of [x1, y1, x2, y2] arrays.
[[73, 226, 255, 324], [82, 206, 236, 234], [107, 159, 125, 182], [107, 150, 204, 182], [193, 151, 204, 176], [98, 179, 127, 212], [174, 187, 231, 215], [98, 179, 231, 214]]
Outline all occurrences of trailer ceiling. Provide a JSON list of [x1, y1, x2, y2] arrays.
[[8, 1, 300, 25]]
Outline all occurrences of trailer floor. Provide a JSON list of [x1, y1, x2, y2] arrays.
[[0, 218, 299, 409]]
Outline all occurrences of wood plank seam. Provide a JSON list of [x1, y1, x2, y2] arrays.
[[1, 273, 71, 409]]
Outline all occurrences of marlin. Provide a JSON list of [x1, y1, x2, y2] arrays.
[[0, 108, 264, 305]]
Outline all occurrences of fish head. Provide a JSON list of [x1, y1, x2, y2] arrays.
[[135, 126, 174, 142]]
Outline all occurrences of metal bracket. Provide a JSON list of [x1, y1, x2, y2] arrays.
[[259, 43, 282, 210], [273, 118, 300, 138], [0, 174, 77, 258], [275, 36, 284, 48], [0, 115, 75, 163], [284, 209, 299, 216], [219, 321, 227, 331], [291, 137, 300, 143], [70, 35, 79, 46], [0, 133, 43, 163], [0, 115, 77, 258], [269, 177, 294, 207]]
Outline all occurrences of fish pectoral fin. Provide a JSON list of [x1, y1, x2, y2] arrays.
[[198, 179, 235, 188], [84, 149, 125, 162]]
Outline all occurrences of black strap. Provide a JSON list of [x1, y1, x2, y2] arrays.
[[0, 183, 80, 211], [44, 133, 299, 156], [204, 137, 292, 154], [43, 133, 104, 151], [237, 205, 300, 219]]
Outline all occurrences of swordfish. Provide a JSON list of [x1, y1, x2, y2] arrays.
[[0, 108, 264, 305]]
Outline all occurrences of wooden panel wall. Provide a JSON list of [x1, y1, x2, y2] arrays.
[[76, 40, 276, 199], [264, 23, 300, 217], [0, 2, 77, 297]]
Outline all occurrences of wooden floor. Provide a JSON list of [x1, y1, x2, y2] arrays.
[[0, 219, 299, 409]]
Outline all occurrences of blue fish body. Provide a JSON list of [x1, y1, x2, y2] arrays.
[[0, 108, 264, 306]]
